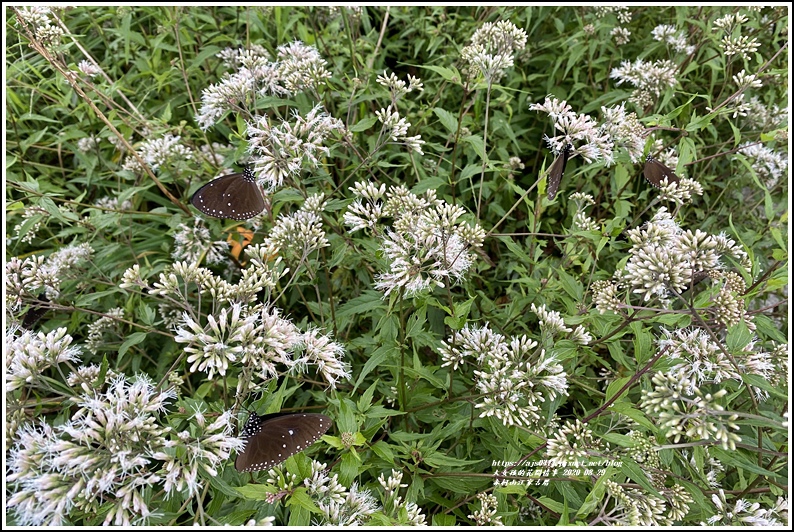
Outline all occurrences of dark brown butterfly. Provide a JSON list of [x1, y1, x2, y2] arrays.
[[643, 155, 680, 188], [22, 294, 50, 329], [235, 412, 332, 472], [547, 144, 573, 200], [190, 167, 265, 220]]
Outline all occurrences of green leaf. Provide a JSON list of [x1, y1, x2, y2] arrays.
[[349, 115, 379, 132], [463, 135, 487, 161], [234, 483, 275, 500], [429, 475, 491, 494], [725, 321, 753, 352], [138, 302, 156, 326], [576, 467, 613, 518], [38, 196, 70, 223], [370, 440, 395, 464], [287, 487, 321, 513], [621, 460, 662, 498], [604, 377, 631, 403], [358, 379, 378, 413], [340, 451, 360, 485], [423, 453, 484, 468], [337, 290, 386, 317], [118, 331, 147, 359], [607, 402, 655, 431], [419, 64, 461, 83], [353, 342, 398, 391], [433, 107, 459, 135], [432, 514, 457, 526], [710, 447, 780, 478]]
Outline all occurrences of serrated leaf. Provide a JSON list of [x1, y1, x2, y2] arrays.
[[340, 451, 360, 485], [337, 290, 386, 317], [370, 440, 395, 464], [433, 107, 459, 134], [463, 135, 486, 161], [38, 196, 69, 223], [285, 487, 320, 514], [420, 64, 460, 83]]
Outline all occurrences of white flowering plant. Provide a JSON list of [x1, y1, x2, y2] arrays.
[[6, 5, 788, 527]]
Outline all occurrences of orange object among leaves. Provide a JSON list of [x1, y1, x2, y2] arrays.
[[226, 226, 255, 264]]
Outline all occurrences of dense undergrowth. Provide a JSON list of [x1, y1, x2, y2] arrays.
[[5, 5, 789, 527]]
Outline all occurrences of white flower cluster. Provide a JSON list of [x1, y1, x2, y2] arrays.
[[620, 208, 750, 304], [6, 326, 81, 391], [660, 323, 775, 400], [172, 218, 230, 266], [85, 307, 125, 354], [743, 96, 788, 130], [602, 478, 690, 526], [569, 192, 600, 232], [276, 40, 333, 94], [659, 327, 740, 392], [197, 41, 332, 130], [94, 195, 132, 211], [611, 26, 631, 46], [711, 13, 761, 60], [461, 20, 528, 83], [121, 133, 194, 173], [377, 70, 423, 104], [14, 6, 63, 50], [374, 105, 425, 155], [247, 105, 344, 190], [592, 6, 632, 24], [151, 405, 243, 499], [610, 58, 679, 108], [651, 24, 695, 55], [732, 69, 763, 89], [377, 469, 427, 525], [302, 461, 380, 525], [546, 419, 597, 467], [344, 183, 485, 298], [468, 492, 503, 526], [721, 35, 761, 60], [705, 490, 788, 526], [656, 175, 704, 205], [11, 206, 48, 244], [438, 321, 570, 427], [76, 134, 99, 152], [262, 193, 330, 262], [216, 43, 270, 69], [641, 370, 742, 452], [6, 373, 220, 526], [531, 97, 648, 165], [6, 243, 94, 308], [173, 300, 349, 389], [737, 142, 789, 189], [77, 59, 101, 78]]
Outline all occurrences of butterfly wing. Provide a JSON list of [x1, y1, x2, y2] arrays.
[[235, 413, 332, 472], [22, 294, 50, 329], [547, 145, 571, 200], [643, 156, 680, 188], [190, 167, 265, 220]]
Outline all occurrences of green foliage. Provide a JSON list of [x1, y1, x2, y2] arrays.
[[5, 5, 789, 527]]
